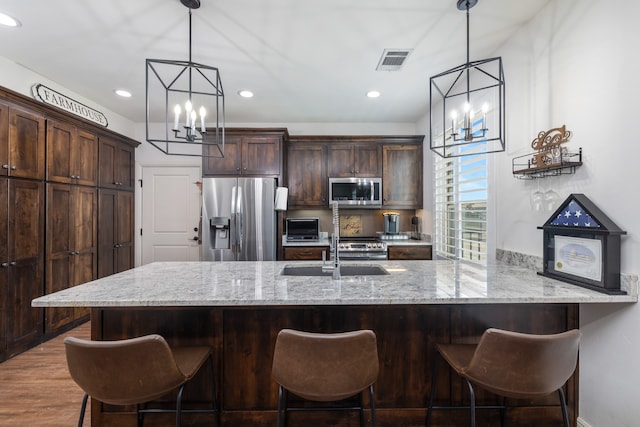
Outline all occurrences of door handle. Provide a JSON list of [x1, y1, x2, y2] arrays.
[[192, 236, 199, 241]]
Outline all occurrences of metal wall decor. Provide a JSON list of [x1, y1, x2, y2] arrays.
[[145, 0, 225, 158], [513, 125, 582, 179], [429, 0, 506, 158]]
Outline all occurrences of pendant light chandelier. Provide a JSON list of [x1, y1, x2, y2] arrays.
[[146, 0, 225, 158], [429, 0, 505, 158]]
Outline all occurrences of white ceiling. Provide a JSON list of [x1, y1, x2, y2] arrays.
[[0, 0, 550, 125]]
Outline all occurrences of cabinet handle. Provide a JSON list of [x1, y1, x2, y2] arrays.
[[1, 263, 8, 268], [10, 166, 16, 170], [76, 175, 81, 179], [2, 165, 8, 170], [9, 261, 17, 267]]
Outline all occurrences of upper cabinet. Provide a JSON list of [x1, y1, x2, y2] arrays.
[[382, 143, 423, 208], [98, 136, 134, 191], [46, 120, 98, 186], [327, 144, 380, 178], [0, 104, 45, 180], [286, 142, 327, 208], [203, 128, 287, 177], [286, 135, 423, 210]]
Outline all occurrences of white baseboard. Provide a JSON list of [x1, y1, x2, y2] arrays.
[[577, 417, 594, 427]]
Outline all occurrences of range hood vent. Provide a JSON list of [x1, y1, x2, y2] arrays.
[[376, 49, 413, 71]]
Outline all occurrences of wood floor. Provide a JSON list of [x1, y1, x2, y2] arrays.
[[0, 322, 90, 426]]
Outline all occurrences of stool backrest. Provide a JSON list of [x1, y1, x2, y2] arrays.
[[465, 328, 581, 399], [272, 329, 379, 402], [64, 334, 186, 405]]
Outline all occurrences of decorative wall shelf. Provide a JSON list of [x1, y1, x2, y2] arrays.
[[512, 147, 582, 179], [512, 125, 581, 179]]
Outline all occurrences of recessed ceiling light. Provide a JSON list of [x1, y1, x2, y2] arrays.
[[115, 89, 132, 98], [366, 91, 381, 98], [0, 12, 20, 27], [238, 90, 254, 98]]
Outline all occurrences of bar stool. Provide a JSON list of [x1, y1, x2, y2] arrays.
[[64, 334, 219, 427], [426, 328, 581, 427], [271, 328, 379, 427]]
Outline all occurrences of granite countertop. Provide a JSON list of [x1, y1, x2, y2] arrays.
[[32, 260, 637, 308]]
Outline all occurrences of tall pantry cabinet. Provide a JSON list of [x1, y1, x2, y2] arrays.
[[0, 87, 138, 362]]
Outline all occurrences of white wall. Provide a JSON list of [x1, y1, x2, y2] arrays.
[[496, 1, 640, 425]]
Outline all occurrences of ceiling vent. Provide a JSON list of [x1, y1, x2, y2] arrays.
[[376, 49, 413, 71]]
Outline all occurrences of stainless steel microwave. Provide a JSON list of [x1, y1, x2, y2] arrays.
[[328, 177, 382, 208]]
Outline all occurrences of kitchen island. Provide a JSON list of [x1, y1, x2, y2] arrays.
[[33, 260, 636, 426]]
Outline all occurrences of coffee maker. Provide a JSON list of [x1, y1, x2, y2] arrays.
[[383, 213, 400, 235]]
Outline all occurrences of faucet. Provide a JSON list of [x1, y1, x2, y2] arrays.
[[322, 202, 341, 279]]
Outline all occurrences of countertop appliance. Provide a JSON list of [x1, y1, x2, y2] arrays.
[[328, 177, 382, 208], [286, 217, 319, 241], [338, 237, 388, 260], [383, 213, 400, 235], [201, 177, 277, 261]]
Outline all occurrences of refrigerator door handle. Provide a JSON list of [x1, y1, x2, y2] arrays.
[[236, 185, 243, 255]]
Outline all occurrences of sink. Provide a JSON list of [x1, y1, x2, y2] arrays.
[[280, 265, 389, 276]]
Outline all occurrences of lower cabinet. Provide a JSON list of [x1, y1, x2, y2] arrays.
[[98, 189, 134, 278], [0, 178, 44, 359], [45, 183, 96, 334], [388, 245, 432, 260], [283, 246, 329, 260]]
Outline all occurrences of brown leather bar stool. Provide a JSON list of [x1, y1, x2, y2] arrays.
[[426, 328, 581, 427], [272, 329, 379, 427], [64, 334, 219, 427]]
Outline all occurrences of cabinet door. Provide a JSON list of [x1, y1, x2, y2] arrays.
[[46, 120, 75, 184], [283, 246, 327, 260], [6, 179, 44, 356], [72, 186, 97, 319], [382, 144, 423, 208], [327, 144, 354, 177], [388, 245, 432, 260], [45, 183, 75, 332], [287, 144, 327, 208], [354, 145, 380, 177], [0, 178, 7, 358], [115, 191, 134, 273], [0, 103, 8, 177], [242, 136, 280, 175], [74, 129, 98, 187], [203, 135, 242, 175], [99, 137, 134, 190], [98, 189, 117, 278], [8, 107, 45, 180]]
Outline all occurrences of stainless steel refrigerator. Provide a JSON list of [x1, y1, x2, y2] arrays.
[[201, 177, 277, 261]]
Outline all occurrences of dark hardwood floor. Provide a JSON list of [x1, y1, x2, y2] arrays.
[[0, 322, 90, 426]]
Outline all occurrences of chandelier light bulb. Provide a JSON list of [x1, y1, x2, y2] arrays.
[[482, 103, 489, 113], [199, 106, 206, 132], [173, 104, 181, 130], [185, 100, 193, 127]]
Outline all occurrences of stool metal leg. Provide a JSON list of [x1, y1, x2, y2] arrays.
[[77, 393, 88, 427], [465, 378, 476, 427], [359, 390, 365, 427], [369, 385, 377, 427], [558, 388, 570, 427]]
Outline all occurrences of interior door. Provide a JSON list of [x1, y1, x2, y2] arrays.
[[141, 166, 201, 264]]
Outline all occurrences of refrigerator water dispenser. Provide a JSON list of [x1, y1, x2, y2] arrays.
[[210, 217, 231, 249]]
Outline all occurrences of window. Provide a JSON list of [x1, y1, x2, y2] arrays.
[[433, 124, 488, 263]]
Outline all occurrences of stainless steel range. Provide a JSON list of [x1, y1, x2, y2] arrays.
[[338, 237, 388, 260]]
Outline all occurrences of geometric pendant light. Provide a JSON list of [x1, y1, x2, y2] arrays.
[[145, 0, 225, 158], [429, 0, 505, 158]]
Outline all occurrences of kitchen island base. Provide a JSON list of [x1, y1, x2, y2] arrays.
[[89, 304, 578, 427]]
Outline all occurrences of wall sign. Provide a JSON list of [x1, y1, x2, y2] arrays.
[[31, 84, 108, 127]]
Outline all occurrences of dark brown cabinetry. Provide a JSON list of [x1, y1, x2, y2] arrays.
[[45, 183, 96, 333], [99, 136, 134, 191], [203, 129, 285, 176], [46, 120, 98, 186], [98, 189, 134, 278], [283, 246, 328, 260], [0, 178, 44, 359], [382, 143, 423, 208], [2, 106, 45, 180], [388, 245, 432, 260], [327, 144, 380, 177], [286, 143, 327, 208]]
